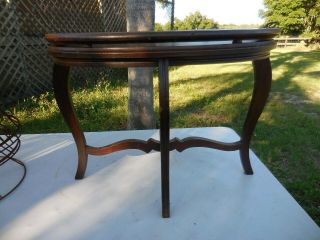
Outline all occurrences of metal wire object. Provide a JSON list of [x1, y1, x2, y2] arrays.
[[0, 106, 26, 200]]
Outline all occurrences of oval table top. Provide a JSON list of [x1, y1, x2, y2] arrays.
[[46, 29, 279, 67]]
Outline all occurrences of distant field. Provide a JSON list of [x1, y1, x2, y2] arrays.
[[12, 49, 320, 224]]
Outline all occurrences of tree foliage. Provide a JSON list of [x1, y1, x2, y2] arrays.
[[175, 11, 219, 30], [260, 0, 320, 36], [156, 0, 173, 8], [156, 0, 175, 30], [218, 23, 261, 29], [156, 11, 218, 31]]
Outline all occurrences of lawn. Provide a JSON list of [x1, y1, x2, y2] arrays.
[[11, 49, 320, 225]]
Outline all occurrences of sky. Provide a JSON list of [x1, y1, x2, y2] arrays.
[[156, 0, 265, 25]]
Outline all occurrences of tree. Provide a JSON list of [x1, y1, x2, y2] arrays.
[[157, 0, 175, 29], [260, 0, 320, 36], [181, 11, 219, 30], [156, 11, 219, 31], [126, 0, 156, 129], [155, 22, 164, 31], [303, 0, 320, 35]]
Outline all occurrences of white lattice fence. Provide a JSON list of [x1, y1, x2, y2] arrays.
[[0, 0, 126, 106]]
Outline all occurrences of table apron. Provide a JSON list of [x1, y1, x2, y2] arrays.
[[52, 53, 271, 68]]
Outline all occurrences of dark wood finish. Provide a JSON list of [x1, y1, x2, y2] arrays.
[[240, 58, 272, 175], [86, 138, 160, 155], [52, 64, 87, 179], [46, 29, 279, 68], [158, 59, 170, 218], [46, 29, 280, 44], [85, 136, 242, 156], [170, 137, 242, 152], [50, 54, 272, 68], [48, 41, 275, 66], [47, 29, 278, 218]]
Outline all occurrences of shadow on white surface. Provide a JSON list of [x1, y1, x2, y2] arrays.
[[0, 128, 319, 240]]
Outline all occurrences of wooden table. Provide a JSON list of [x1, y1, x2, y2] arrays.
[[46, 29, 279, 218]]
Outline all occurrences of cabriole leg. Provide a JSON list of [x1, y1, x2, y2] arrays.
[[52, 64, 88, 179], [240, 58, 272, 175]]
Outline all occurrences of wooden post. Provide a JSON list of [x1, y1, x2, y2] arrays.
[[285, 36, 288, 48], [126, 0, 156, 129]]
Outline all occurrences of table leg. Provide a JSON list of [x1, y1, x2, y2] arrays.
[[240, 58, 272, 175], [158, 59, 170, 218], [52, 64, 88, 179]]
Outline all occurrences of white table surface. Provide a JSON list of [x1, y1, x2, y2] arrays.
[[0, 127, 319, 240]]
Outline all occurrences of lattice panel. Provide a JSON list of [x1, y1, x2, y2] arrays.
[[0, 0, 126, 106], [0, 1, 27, 105]]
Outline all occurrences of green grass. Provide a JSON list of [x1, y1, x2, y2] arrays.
[[11, 49, 320, 225]]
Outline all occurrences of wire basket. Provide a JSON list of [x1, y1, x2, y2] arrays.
[[0, 106, 26, 200]]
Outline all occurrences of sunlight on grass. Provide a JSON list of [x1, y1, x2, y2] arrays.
[[10, 49, 320, 224]]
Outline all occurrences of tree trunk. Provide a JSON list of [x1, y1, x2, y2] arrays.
[[126, 0, 156, 129]]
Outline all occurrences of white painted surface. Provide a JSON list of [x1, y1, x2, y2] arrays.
[[0, 127, 319, 240]]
